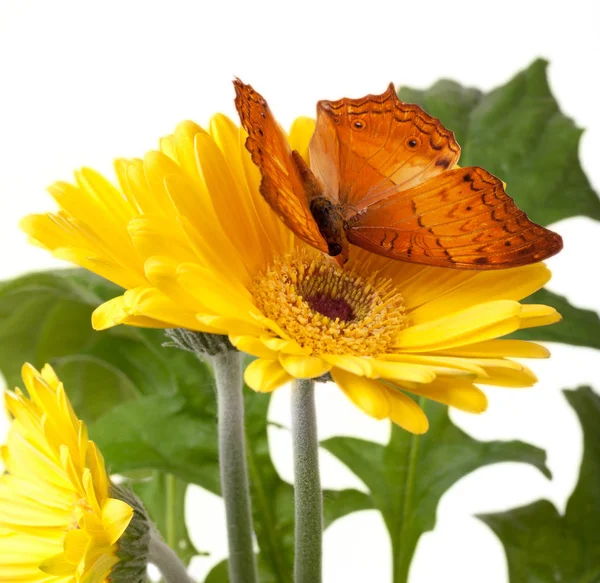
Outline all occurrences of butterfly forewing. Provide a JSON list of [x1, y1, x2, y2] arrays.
[[309, 84, 461, 214], [233, 80, 329, 252], [347, 166, 563, 269]]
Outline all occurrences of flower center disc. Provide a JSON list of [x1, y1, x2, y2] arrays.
[[252, 250, 406, 356], [305, 294, 354, 322]]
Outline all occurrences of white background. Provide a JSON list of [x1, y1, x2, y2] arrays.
[[1, 1, 599, 581]]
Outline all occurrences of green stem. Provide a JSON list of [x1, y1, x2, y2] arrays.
[[148, 529, 194, 583], [165, 473, 176, 550], [393, 396, 425, 583], [291, 379, 323, 583], [211, 350, 258, 583]]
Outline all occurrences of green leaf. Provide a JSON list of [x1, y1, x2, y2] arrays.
[[91, 390, 221, 493], [87, 338, 220, 488], [322, 398, 551, 583], [398, 58, 600, 226], [132, 472, 205, 565], [0, 269, 197, 422], [204, 559, 229, 583], [480, 387, 600, 583]]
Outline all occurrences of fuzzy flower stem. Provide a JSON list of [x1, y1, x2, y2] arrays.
[[148, 530, 194, 583], [212, 350, 259, 583], [291, 378, 323, 583]]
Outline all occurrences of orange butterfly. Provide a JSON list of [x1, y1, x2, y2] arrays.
[[233, 80, 562, 269]]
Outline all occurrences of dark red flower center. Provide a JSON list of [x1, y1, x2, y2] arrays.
[[305, 293, 354, 322]]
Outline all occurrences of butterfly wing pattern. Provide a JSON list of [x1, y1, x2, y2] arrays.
[[234, 80, 563, 269], [346, 166, 563, 268], [233, 79, 329, 253], [310, 83, 461, 211]]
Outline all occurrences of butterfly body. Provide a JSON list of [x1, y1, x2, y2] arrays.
[[233, 80, 563, 269], [308, 196, 347, 258]]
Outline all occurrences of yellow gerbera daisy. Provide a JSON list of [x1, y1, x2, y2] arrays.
[[0, 364, 135, 582], [21, 116, 560, 433]]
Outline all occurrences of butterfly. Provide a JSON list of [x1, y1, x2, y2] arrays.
[[233, 80, 562, 269]]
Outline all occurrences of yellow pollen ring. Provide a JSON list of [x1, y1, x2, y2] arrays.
[[252, 249, 406, 356]]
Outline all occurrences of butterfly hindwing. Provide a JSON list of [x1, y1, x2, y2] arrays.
[[346, 166, 563, 269], [233, 80, 328, 252]]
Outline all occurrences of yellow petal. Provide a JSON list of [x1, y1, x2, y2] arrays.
[[197, 315, 265, 337], [381, 385, 429, 434], [477, 364, 538, 387], [381, 353, 488, 377], [165, 120, 208, 182], [389, 265, 478, 312], [79, 552, 119, 583], [435, 339, 550, 359], [142, 150, 189, 219], [395, 378, 488, 413], [75, 167, 135, 227], [209, 112, 288, 253], [394, 300, 522, 352], [53, 246, 146, 290], [40, 364, 61, 389], [91, 289, 202, 331], [288, 117, 316, 162], [260, 335, 312, 356], [194, 131, 269, 274], [369, 359, 438, 383], [102, 498, 133, 545], [63, 529, 88, 563], [86, 442, 109, 502], [128, 215, 197, 263], [122, 287, 201, 330], [322, 354, 374, 376], [40, 553, 75, 575], [409, 263, 551, 325], [244, 359, 292, 393], [518, 304, 562, 329], [230, 335, 278, 359], [279, 354, 332, 379], [91, 293, 150, 330], [176, 263, 258, 321], [144, 256, 210, 313], [331, 368, 389, 420]]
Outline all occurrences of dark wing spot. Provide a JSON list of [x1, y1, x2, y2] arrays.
[[504, 241, 512, 247], [474, 256, 489, 265], [463, 173, 472, 182], [435, 158, 450, 169]]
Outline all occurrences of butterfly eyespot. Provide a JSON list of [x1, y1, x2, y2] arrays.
[[352, 120, 366, 130], [406, 138, 420, 149]]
